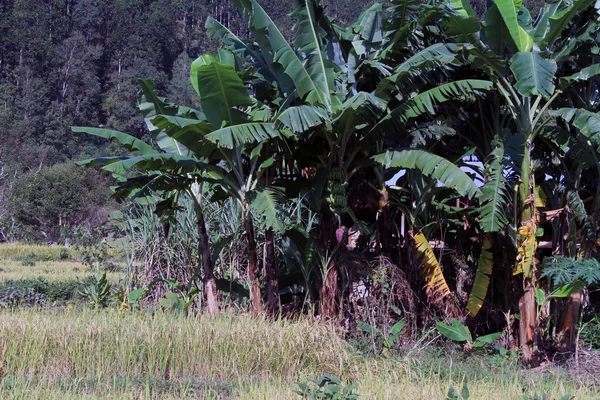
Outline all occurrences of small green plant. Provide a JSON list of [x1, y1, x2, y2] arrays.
[[522, 391, 572, 400], [447, 384, 469, 400], [295, 374, 359, 399], [357, 319, 405, 357], [17, 252, 38, 267], [436, 319, 503, 350], [59, 247, 70, 260], [154, 280, 199, 315], [79, 270, 112, 308]]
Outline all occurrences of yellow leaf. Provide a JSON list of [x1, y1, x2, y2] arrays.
[[414, 232, 452, 303]]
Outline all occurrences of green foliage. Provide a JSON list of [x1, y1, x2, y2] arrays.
[[0, 277, 92, 305], [9, 163, 112, 242], [78, 270, 112, 308], [447, 384, 470, 400], [295, 374, 359, 399], [541, 256, 600, 286], [17, 252, 38, 267], [579, 310, 600, 349], [357, 319, 405, 357], [436, 319, 504, 349]]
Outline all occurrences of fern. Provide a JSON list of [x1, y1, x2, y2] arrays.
[[542, 256, 600, 286]]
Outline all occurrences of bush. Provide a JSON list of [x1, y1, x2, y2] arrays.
[[9, 163, 113, 242], [0, 277, 95, 305]]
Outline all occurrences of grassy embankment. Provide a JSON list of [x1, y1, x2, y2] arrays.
[[0, 243, 597, 399]]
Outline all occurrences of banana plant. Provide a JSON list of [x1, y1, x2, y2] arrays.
[[441, 0, 600, 360]]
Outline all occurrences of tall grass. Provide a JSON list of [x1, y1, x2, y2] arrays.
[[1, 308, 598, 399], [0, 309, 348, 382]]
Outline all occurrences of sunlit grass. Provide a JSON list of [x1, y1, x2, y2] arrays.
[[0, 308, 597, 399], [0, 259, 115, 282], [0, 242, 72, 260], [0, 242, 597, 399], [0, 259, 120, 282]]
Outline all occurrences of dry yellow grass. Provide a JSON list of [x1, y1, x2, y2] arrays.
[[0, 308, 597, 399]]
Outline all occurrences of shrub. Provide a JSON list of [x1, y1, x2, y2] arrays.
[[9, 163, 113, 242]]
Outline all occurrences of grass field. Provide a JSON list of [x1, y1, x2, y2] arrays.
[[1, 308, 597, 399], [0, 243, 598, 399], [0, 242, 121, 282]]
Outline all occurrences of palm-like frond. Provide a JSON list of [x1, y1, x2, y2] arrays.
[[375, 80, 493, 131], [479, 139, 509, 232], [382, 44, 460, 89], [567, 190, 595, 240], [249, 188, 285, 233], [77, 154, 208, 176], [71, 127, 154, 155], [373, 149, 481, 199], [551, 108, 600, 152], [204, 122, 281, 149], [276, 105, 329, 133]]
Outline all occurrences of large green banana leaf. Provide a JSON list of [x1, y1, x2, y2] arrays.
[[479, 139, 509, 233], [377, 80, 493, 128], [71, 127, 154, 155], [494, 0, 533, 52], [373, 149, 481, 199], [551, 108, 600, 151], [509, 52, 557, 99], [190, 57, 252, 127], [150, 115, 216, 158], [276, 105, 329, 133], [293, 0, 339, 111], [204, 122, 281, 149]]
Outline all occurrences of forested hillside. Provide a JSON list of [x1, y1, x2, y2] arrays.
[[0, 0, 377, 240], [0, 0, 371, 165]]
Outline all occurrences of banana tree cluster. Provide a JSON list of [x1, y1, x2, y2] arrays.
[[75, 0, 600, 361]]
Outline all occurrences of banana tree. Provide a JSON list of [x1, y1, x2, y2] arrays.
[[441, 0, 600, 361], [73, 122, 223, 314]]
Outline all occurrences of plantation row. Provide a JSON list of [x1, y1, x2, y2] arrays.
[[74, 0, 600, 364]]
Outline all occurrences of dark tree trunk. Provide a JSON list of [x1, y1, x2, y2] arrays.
[[244, 209, 263, 314], [265, 227, 279, 315], [196, 205, 219, 314]]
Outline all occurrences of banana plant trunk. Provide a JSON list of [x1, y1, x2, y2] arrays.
[[519, 284, 536, 361], [265, 227, 279, 315], [318, 206, 340, 319], [243, 207, 263, 314], [518, 143, 537, 363], [557, 291, 582, 352], [195, 204, 219, 315]]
